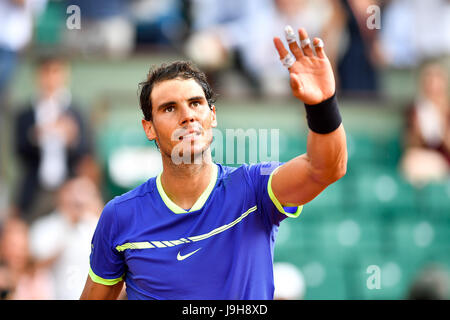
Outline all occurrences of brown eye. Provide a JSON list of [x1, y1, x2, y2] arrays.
[[165, 106, 174, 113]]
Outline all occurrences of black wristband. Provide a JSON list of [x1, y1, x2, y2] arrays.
[[304, 93, 342, 134]]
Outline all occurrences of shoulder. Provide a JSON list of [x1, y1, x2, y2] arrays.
[[98, 178, 156, 229], [111, 177, 156, 207], [29, 212, 65, 240], [238, 162, 282, 181], [216, 163, 248, 185], [15, 105, 34, 122], [218, 162, 279, 175], [217, 161, 282, 187], [65, 104, 86, 122], [405, 100, 418, 117], [30, 211, 64, 230], [104, 177, 157, 221]]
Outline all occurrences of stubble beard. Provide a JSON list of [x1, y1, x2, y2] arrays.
[[160, 133, 213, 167]]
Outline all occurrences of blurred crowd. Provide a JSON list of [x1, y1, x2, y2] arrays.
[[1, 0, 449, 97], [0, 0, 449, 300]]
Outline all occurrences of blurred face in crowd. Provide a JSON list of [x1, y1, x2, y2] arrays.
[[37, 60, 69, 98], [142, 78, 217, 164], [58, 177, 101, 224], [274, 0, 305, 16], [420, 63, 448, 101], [0, 218, 30, 272], [58, 180, 84, 225]]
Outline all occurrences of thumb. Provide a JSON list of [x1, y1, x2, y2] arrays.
[[289, 73, 303, 94]]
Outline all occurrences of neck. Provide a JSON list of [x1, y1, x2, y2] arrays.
[[160, 153, 214, 210]]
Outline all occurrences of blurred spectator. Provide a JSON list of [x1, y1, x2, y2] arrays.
[[130, 0, 187, 47], [401, 60, 450, 186], [381, 0, 450, 68], [0, 263, 12, 299], [185, 0, 334, 96], [29, 177, 102, 299], [407, 264, 450, 300], [0, 216, 53, 299], [0, 0, 47, 99], [0, 184, 8, 223], [333, 0, 385, 97], [0, 0, 47, 200], [13, 54, 99, 222], [273, 262, 306, 300], [63, 0, 134, 59]]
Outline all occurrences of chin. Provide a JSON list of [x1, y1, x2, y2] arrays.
[[170, 139, 211, 165]]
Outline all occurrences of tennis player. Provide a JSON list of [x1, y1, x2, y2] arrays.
[[80, 27, 347, 300]]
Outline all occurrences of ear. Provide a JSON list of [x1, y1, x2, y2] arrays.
[[210, 105, 217, 128], [142, 119, 157, 141]]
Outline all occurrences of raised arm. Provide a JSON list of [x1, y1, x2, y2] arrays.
[[271, 27, 347, 207]]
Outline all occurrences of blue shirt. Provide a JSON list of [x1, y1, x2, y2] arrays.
[[89, 162, 302, 300]]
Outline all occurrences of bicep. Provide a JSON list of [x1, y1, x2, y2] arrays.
[[270, 154, 329, 206], [80, 276, 124, 300]]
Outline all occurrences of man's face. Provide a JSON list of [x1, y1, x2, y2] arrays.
[[142, 78, 217, 164], [421, 64, 448, 99], [37, 61, 68, 97]]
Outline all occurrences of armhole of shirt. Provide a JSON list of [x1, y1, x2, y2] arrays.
[[267, 166, 303, 218]]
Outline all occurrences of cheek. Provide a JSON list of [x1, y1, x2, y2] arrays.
[[152, 119, 173, 140], [156, 125, 186, 153], [204, 128, 214, 139], [202, 110, 216, 128]]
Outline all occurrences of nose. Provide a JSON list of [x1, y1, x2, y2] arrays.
[[179, 103, 196, 126]]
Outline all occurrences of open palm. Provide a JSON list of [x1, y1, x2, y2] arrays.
[[274, 27, 335, 105]]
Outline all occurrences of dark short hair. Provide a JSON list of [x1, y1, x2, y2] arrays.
[[138, 61, 217, 121], [34, 51, 68, 69]]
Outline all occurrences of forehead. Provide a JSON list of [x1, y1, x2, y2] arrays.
[[151, 78, 205, 106]]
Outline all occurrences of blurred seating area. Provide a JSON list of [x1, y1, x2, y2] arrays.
[[0, 0, 449, 300]]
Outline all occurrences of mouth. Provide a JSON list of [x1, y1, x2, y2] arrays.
[[178, 129, 202, 141]]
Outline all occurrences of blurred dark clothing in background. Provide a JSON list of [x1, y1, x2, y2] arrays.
[[336, 0, 382, 97], [12, 56, 98, 223], [14, 101, 92, 221]]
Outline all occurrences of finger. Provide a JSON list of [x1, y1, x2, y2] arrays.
[[298, 28, 314, 57], [284, 25, 303, 59], [313, 38, 326, 59], [273, 37, 289, 59], [274, 37, 296, 69]]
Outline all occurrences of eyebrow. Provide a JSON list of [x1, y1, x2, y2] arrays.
[[156, 96, 206, 111]]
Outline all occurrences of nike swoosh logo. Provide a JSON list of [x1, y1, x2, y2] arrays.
[[177, 248, 201, 261]]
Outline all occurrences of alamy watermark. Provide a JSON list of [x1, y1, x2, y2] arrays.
[[66, 5, 81, 30], [366, 5, 381, 30], [170, 128, 280, 175], [366, 265, 381, 290], [66, 4, 381, 31]]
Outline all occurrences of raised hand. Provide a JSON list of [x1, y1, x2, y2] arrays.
[[274, 27, 336, 105]]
